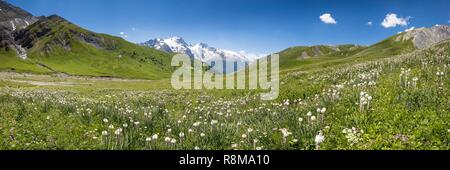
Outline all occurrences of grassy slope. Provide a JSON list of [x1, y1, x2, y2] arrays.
[[278, 35, 416, 73], [0, 49, 51, 73], [1, 16, 174, 80]]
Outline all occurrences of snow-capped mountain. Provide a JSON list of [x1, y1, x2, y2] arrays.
[[143, 36, 195, 58], [141, 36, 259, 73]]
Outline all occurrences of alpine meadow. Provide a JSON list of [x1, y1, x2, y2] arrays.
[[0, 0, 449, 150]]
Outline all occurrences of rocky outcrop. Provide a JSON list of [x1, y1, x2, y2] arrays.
[[0, 1, 39, 58], [397, 25, 450, 49]]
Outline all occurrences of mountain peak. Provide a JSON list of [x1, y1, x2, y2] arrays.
[[47, 14, 67, 22], [0, 0, 34, 22]]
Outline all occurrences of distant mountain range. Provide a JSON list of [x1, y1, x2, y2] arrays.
[[0, 0, 449, 79], [141, 36, 257, 73]]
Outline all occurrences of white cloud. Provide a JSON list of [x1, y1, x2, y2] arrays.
[[119, 32, 128, 39], [367, 21, 373, 26], [319, 13, 337, 24], [381, 13, 409, 28]]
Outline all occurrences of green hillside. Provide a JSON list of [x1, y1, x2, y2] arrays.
[[277, 34, 417, 72], [278, 45, 366, 70], [1, 15, 174, 79]]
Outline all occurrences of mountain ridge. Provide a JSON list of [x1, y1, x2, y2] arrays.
[[141, 36, 256, 63]]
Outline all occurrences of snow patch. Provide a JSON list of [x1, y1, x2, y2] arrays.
[[15, 45, 28, 59], [10, 21, 16, 31]]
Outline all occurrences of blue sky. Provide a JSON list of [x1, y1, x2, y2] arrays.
[[6, 0, 450, 54]]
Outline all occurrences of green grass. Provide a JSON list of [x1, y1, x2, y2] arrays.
[[5, 15, 174, 80], [277, 35, 416, 74], [0, 40, 448, 150], [0, 50, 51, 73]]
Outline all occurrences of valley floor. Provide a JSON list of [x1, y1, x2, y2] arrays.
[[0, 44, 449, 150]]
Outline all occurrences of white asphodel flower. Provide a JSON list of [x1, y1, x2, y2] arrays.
[[152, 134, 159, 140], [101, 131, 108, 136], [320, 107, 326, 114], [280, 128, 292, 137], [179, 132, 185, 138], [315, 131, 325, 145], [114, 128, 123, 135]]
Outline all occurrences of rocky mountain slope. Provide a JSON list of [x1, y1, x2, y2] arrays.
[[396, 25, 450, 49], [0, 2, 174, 79], [0, 1, 39, 56]]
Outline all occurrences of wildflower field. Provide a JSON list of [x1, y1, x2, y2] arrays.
[[0, 42, 448, 150]]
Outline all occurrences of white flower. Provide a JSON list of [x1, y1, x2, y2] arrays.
[[179, 132, 185, 138], [311, 116, 317, 121], [103, 118, 108, 123], [188, 129, 193, 133], [231, 143, 238, 148], [253, 139, 259, 143], [241, 134, 247, 138], [315, 131, 325, 145], [247, 128, 254, 133], [211, 120, 218, 125], [145, 137, 152, 142], [167, 129, 172, 133], [46, 116, 51, 120], [152, 134, 158, 140], [170, 138, 177, 144], [200, 133, 206, 137], [108, 124, 114, 129], [280, 128, 292, 137], [114, 128, 123, 135], [320, 107, 326, 114], [134, 121, 140, 125], [307, 111, 312, 117], [256, 146, 263, 150], [101, 131, 108, 136], [164, 137, 171, 142], [194, 146, 200, 150], [193, 122, 201, 127], [122, 123, 128, 128], [298, 118, 303, 122]]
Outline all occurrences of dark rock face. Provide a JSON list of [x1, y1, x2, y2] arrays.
[[0, 0, 39, 55], [0, 1, 38, 31]]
